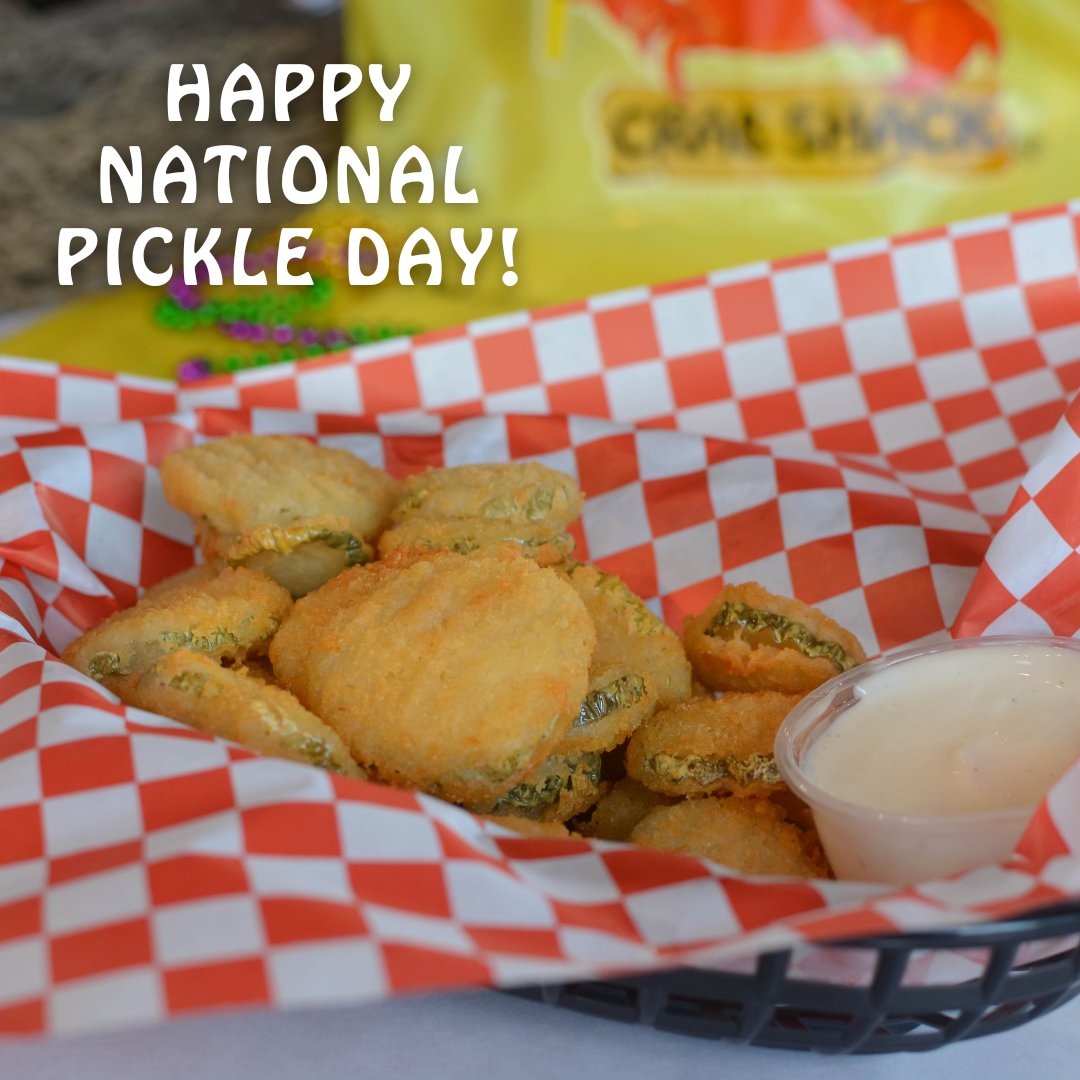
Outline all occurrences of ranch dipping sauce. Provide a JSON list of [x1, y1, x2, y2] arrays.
[[775, 638, 1080, 884], [804, 644, 1080, 815]]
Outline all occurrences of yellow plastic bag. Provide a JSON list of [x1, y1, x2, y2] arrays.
[[8, 0, 1080, 378], [345, 0, 1080, 301]]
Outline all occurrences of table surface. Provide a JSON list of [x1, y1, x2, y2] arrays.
[[3, 987, 1079, 1080]]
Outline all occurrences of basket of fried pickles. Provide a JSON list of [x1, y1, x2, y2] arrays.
[[62, 434, 867, 877]]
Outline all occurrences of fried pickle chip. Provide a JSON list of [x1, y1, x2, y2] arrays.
[[270, 554, 595, 804], [625, 692, 801, 798], [561, 562, 691, 709], [556, 666, 657, 754], [630, 796, 827, 878], [379, 462, 582, 567], [394, 462, 582, 526], [64, 566, 291, 682], [217, 522, 374, 599], [683, 582, 866, 694], [575, 777, 676, 841], [377, 516, 574, 566], [160, 434, 401, 596], [478, 750, 604, 822], [118, 650, 363, 777]]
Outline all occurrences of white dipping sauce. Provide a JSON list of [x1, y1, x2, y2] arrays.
[[804, 644, 1080, 815]]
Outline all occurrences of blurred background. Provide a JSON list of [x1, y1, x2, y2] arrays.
[[1, 0, 1078, 380]]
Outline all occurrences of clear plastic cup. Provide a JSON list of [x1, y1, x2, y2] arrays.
[[774, 636, 1080, 886]]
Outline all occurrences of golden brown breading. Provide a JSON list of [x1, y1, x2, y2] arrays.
[[393, 462, 582, 527], [160, 434, 401, 596], [560, 562, 691, 709], [683, 582, 866, 693], [485, 817, 573, 840], [212, 521, 374, 599], [117, 650, 364, 777], [576, 777, 676, 841], [625, 692, 802, 798], [630, 796, 827, 878], [269, 554, 595, 805], [63, 566, 291, 682], [376, 517, 574, 566], [378, 462, 581, 567]]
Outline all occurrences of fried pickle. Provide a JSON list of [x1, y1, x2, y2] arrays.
[[561, 563, 691, 711], [377, 516, 574, 566], [118, 649, 363, 777], [394, 462, 582, 526], [63, 566, 291, 682], [554, 666, 656, 754], [625, 692, 801, 798], [683, 582, 866, 693], [478, 750, 603, 822], [160, 434, 401, 596], [378, 462, 581, 567], [575, 777, 676, 841], [269, 553, 595, 805], [630, 796, 827, 878]]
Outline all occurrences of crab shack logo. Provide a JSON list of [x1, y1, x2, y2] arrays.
[[568, 0, 1009, 177]]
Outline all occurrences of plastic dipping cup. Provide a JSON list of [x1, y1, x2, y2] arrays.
[[774, 637, 1080, 886]]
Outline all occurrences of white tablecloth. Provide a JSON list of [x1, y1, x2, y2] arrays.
[[3, 989, 1078, 1079]]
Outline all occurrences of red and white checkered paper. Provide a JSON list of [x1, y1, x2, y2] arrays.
[[5, 203, 1080, 1040]]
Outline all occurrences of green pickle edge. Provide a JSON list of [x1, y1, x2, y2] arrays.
[[705, 601, 854, 672]]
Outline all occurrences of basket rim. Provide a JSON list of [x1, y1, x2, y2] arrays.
[[833, 898, 1080, 951]]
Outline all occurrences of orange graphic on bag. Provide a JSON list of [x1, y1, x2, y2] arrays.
[[577, 0, 999, 91], [562, 0, 1008, 176]]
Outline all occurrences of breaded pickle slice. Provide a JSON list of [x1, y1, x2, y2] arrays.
[[119, 650, 363, 777], [575, 777, 676, 842], [561, 562, 692, 709], [684, 582, 866, 693], [478, 751, 603, 823], [625, 692, 802, 798], [160, 434, 400, 596], [270, 553, 595, 805], [630, 797, 827, 878], [216, 520, 374, 599], [377, 516, 574, 566], [485, 817, 572, 840], [394, 462, 582, 526], [64, 566, 291, 682], [557, 666, 656, 754]]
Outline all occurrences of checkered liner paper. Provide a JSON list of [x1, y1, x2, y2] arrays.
[[5, 204, 1080, 1040]]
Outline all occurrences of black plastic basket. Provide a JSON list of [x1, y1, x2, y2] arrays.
[[511, 901, 1080, 1053]]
